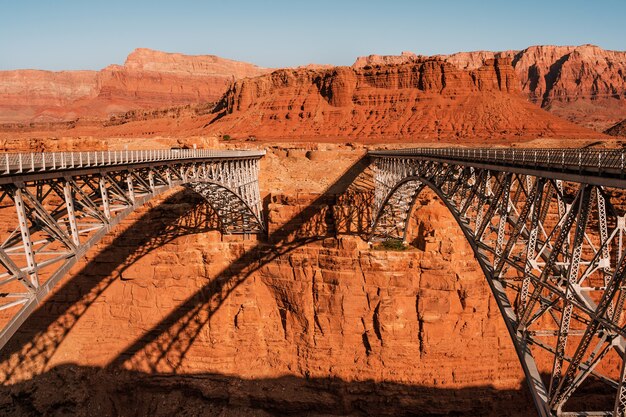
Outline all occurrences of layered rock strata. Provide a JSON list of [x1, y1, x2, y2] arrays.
[[0, 48, 269, 123], [353, 44, 626, 131], [205, 58, 597, 141]]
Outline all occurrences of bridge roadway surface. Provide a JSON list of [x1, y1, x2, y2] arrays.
[[2, 146, 626, 417]]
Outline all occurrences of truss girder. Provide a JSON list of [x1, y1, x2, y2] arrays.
[[370, 155, 626, 417], [0, 154, 264, 352]]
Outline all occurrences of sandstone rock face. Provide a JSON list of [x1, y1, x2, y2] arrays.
[[353, 45, 626, 132], [443, 50, 518, 70], [352, 51, 419, 68], [123, 48, 267, 78], [0, 146, 533, 416], [0, 49, 269, 123], [206, 59, 598, 141], [0, 70, 100, 122], [516, 45, 626, 104]]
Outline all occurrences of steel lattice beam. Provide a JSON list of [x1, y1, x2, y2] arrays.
[[0, 149, 265, 352], [369, 149, 626, 417]]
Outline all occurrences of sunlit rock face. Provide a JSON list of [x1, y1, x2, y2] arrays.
[[206, 57, 598, 141], [353, 44, 626, 132], [0, 48, 269, 123]]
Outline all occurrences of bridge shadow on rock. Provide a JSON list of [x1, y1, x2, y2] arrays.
[[1, 364, 535, 417], [109, 155, 373, 371], [0, 190, 223, 382], [0, 156, 374, 381]]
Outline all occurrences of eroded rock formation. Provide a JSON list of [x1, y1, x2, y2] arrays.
[[205, 58, 597, 141], [604, 118, 626, 137], [353, 44, 626, 131], [0, 48, 269, 123]]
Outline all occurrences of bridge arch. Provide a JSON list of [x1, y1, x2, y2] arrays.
[[186, 180, 263, 235], [0, 150, 265, 353], [369, 149, 626, 417]]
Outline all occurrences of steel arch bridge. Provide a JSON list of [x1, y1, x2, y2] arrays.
[[369, 147, 626, 417], [0, 148, 265, 352]]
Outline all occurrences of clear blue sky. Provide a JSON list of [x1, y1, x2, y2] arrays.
[[0, 0, 624, 71]]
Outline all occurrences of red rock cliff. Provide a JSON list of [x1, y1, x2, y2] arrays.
[[206, 58, 597, 141], [0, 48, 269, 123], [353, 44, 626, 131]]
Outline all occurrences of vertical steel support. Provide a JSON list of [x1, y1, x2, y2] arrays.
[[615, 358, 626, 417], [549, 186, 593, 397], [126, 173, 135, 203], [13, 187, 38, 288], [520, 178, 545, 309], [494, 178, 544, 278], [597, 189, 615, 319], [494, 173, 512, 267], [99, 176, 111, 220], [148, 170, 155, 193], [63, 179, 80, 246], [474, 171, 489, 235]]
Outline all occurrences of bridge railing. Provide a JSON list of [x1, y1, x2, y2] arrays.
[[1, 149, 265, 176], [369, 147, 626, 174]]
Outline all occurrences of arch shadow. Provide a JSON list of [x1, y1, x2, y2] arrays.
[[0, 156, 371, 381], [107, 156, 372, 371], [0, 172, 264, 358], [0, 188, 222, 381]]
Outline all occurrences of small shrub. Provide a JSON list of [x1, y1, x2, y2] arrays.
[[222, 134, 231, 141], [378, 239, 408, 251]]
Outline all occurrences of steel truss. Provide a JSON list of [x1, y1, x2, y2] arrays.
[[370, 151, 626, 417], [0, 149, 265, 351]]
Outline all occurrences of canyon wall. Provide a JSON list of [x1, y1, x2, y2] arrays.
[[0, 48, 269, 123], [353, 44, 626, 131], [0, 146, 534, 416]]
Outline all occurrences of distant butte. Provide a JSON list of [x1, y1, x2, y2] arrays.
[[201, 57, 599, 142], [0, 48, 270, 124]]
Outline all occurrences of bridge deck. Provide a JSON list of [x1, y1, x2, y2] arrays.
[[369, 147, 626, 188], [1, 149, 265, 184]]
